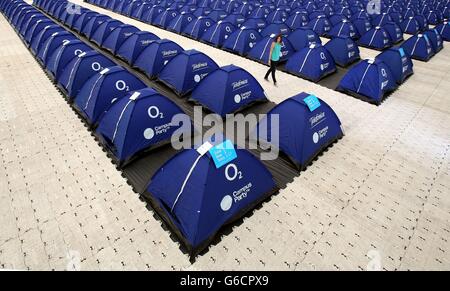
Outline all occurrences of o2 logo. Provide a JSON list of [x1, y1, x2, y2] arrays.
[[226, 26, 232, 33], [320, 52, 326, 60], [148, 106, 164, 119], [74, 49, 83, 56], [381, 68, 387, 77], [91, 62, 102, 72], [225, 163, 243, 181], [115, 80, 129, 91], [250, 33, 256, 40]]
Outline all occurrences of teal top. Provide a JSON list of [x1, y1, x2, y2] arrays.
[[271, 43, 282, 61]]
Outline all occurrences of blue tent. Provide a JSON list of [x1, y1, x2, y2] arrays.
[[233, 2, 253, 15], [82, 15, 110, 38], [425, 10, 442, 25], [73, 11, 98, 33], [167, 12, 195, 33], [91, 19, 123, 46], [400, 16, 420, 34], [401, 33, 435, 61], [224, 13, 246, 27], [65, 7, 89, 29], [74, 66, 147, 124], [414, 15, 428, 31], [46, 40, 91, 80], [372, 12, 392, 27], [324, 37, 360, 67], [436, 22, 450, 41], [37, 31, 75, 65], [183, 16, 215, 39], [193, 7, 212, 17], [329, 13, 348, 26], [154, 8, 179, 28], [261, 22, 290, 37], [30, 24, 62, 55], [18, 12, 44, 36], [254, 92, 343, 170], [248, 34, 295, 63], [207, 9, 228, 22], [222, 26, 262, 55], [285, 44, 336, 82], [444, 6, 450, 20], [179, 5, 198, 15], [337, 59, 398, 104], [141, 5, 165, 24], [146, 142, 277, 257], [133, 39, 183, 78], [287, 28, 321, 51], [382, 22, 403, 43], [375, 47, 414, 84], [200, 20, 236, 47], [328, 19, 358, 39], [24, 18, 54, 45], [96, 88, 188, 165], [190, 65, 267, 117], [131, 2, 150, 19], [116, 31, 160, 65], [307, 15, 331, 36], [241, 17, 267, 32], [358, 26, 392, 50], [250, 4, 272, 18], [58, 50, 116, 99], [267, 8, 288, 23], [423, 29, 444, 53], [286, 10, 309, 30], [158, 49, 219, 96], [11, 5, 33, 28], [129, 0, 144, 18], [102, 24, 140, 54], [353, 17, 372, 37], [388, 11, 403, 24]]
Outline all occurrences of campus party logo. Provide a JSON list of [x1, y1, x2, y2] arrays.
[[320, 62, 330, 71], [313, 126, 329, 144], [232, 79, 248, 90], [309, 112, 325, 128], [192, 62, 208, 70], [220, 182, 253, 212], [162, 50, 178, 57], [234, 91, 252, 103]]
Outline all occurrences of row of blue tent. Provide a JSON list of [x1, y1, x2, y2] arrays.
[[84, 0, 450, 51], [2, 0, 345, 258], [79, 0, 450, 87], [337, 22, 448, 104], [27, 0, 450, 102]]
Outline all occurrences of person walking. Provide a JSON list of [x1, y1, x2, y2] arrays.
[[264, 34, 282, 86]]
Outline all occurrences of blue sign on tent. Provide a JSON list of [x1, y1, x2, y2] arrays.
[[209, 140, 237, 168], [399, 47, 405, 57], [303, 94, 321, 112]]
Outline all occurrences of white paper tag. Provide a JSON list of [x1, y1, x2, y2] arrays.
[[129, 91, 140, 100], [100, 68, 110, 74], [78, 52, 87, 57], [197, 141, 213, 156]]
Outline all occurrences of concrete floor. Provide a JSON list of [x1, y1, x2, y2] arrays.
[[0, 2, 449, 270]]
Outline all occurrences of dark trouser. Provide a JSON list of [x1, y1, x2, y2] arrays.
[[265, 60, 278, 83]]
